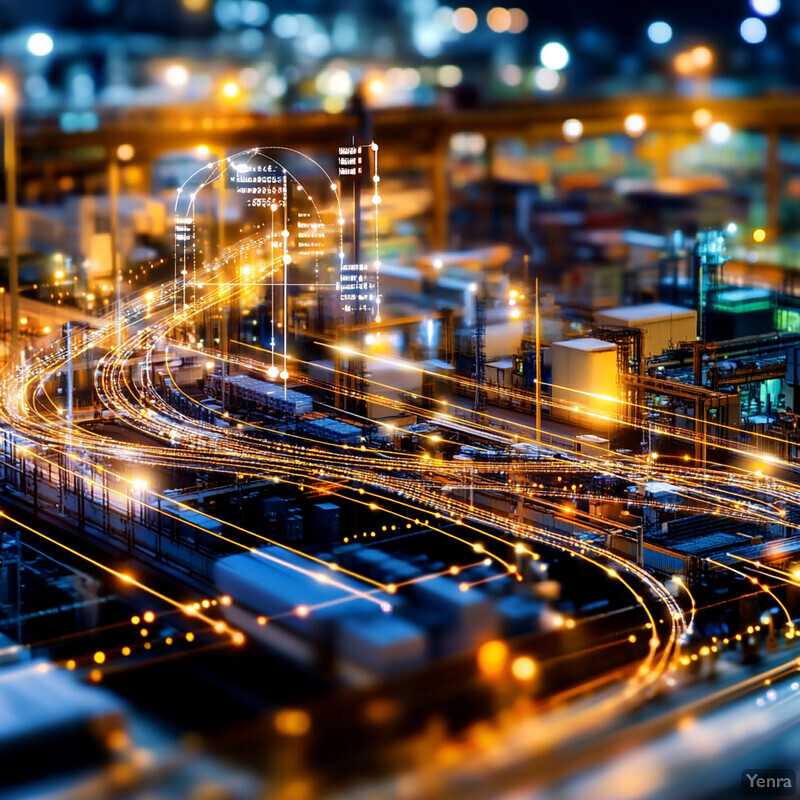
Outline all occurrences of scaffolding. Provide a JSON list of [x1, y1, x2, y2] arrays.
[[593, 324, 644, 424], [694, 230, 729, 341], [473, 294, 487, 416]]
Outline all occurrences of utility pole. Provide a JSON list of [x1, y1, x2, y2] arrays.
[[4, 93, 18, 362], [217, 153, 226, 257], [0, 287, 5, 361], [65, 320, 73, 445], [535, 277, 541, 442], [473, 291, 487, 418], [109, 154, 122, 350]]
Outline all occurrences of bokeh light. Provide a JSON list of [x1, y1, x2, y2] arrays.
[[437, 65, 463, 88], [507, 8, 528, 33], [624, 113, 647, 137], [500, 63, 523, 86], [647, 21, 673, 44], [707, 121, 732, 144], [221, 80, 240, 99], [477, 640, 508, 678], [751, 0, 780, 16], [487, 7, 512, 33], [453, 7, 478, 34], [165, 64, 189, 88], [741, 17, 767, 44], [511, 656, 537, 681], [540, 42, 570, 71], [27, 32, 54, 57], [674, 52, 694, 75], [691, 46, 713, 69], [533, 67, 560, 91], [562, 118, 584, 142], [692, 108, 713, 128]]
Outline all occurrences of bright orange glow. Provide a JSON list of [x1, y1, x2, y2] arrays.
[[674, 52, 694, 75], [511, 655, 536, 681], [692, 108, 712, 128], [274, 709, 311, 736], [691, 46, 713, 69], [477, 640, 508, 678], [487, 7, 512, 32], [221, 81, 240, 99], [453, 7, 478, 33]]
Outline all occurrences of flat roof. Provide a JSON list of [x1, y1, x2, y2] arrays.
[[717, 288, 771, 302], [420, 358, 456, 371], [595, 303, 696, 322], [215, 546, 386, 619], [552, 337, 616, 352], [0, 660, 123, 746]]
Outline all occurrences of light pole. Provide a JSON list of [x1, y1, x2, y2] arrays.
[[0, 286, 5, 361], [110, 143, 134, 350], [1, 81, 18, 363]]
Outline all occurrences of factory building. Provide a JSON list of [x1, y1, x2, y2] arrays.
[[594, 303, 698, 359]]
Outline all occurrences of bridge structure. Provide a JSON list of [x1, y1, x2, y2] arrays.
[[11, 93, 800, 249]]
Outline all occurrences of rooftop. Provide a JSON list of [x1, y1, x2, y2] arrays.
[[552, 337, 616, 352], [595, 303, 696, 322]]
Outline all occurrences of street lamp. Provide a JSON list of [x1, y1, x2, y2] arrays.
[[109, 143, 134, 350], [0, 287, 5, 361], [0, 80, 18, 362]]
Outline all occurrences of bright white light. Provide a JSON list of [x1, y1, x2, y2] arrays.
[[707, 121, 732, 144], [751, 0, 780, 16], [318, 68, 352, 98], [27, 32, 53, 57], [279, 369, 289, 381], [533, 67, 559, 91], [165, 64, 189, 88], [540, 41, 569, 70], [267, 365, 279, 378], [562, 118, 583, 142], [740, 17, 767, 43], [624, 113, 647, 137], [647, 21, 672, 44], [726, 222, 738, 235]]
